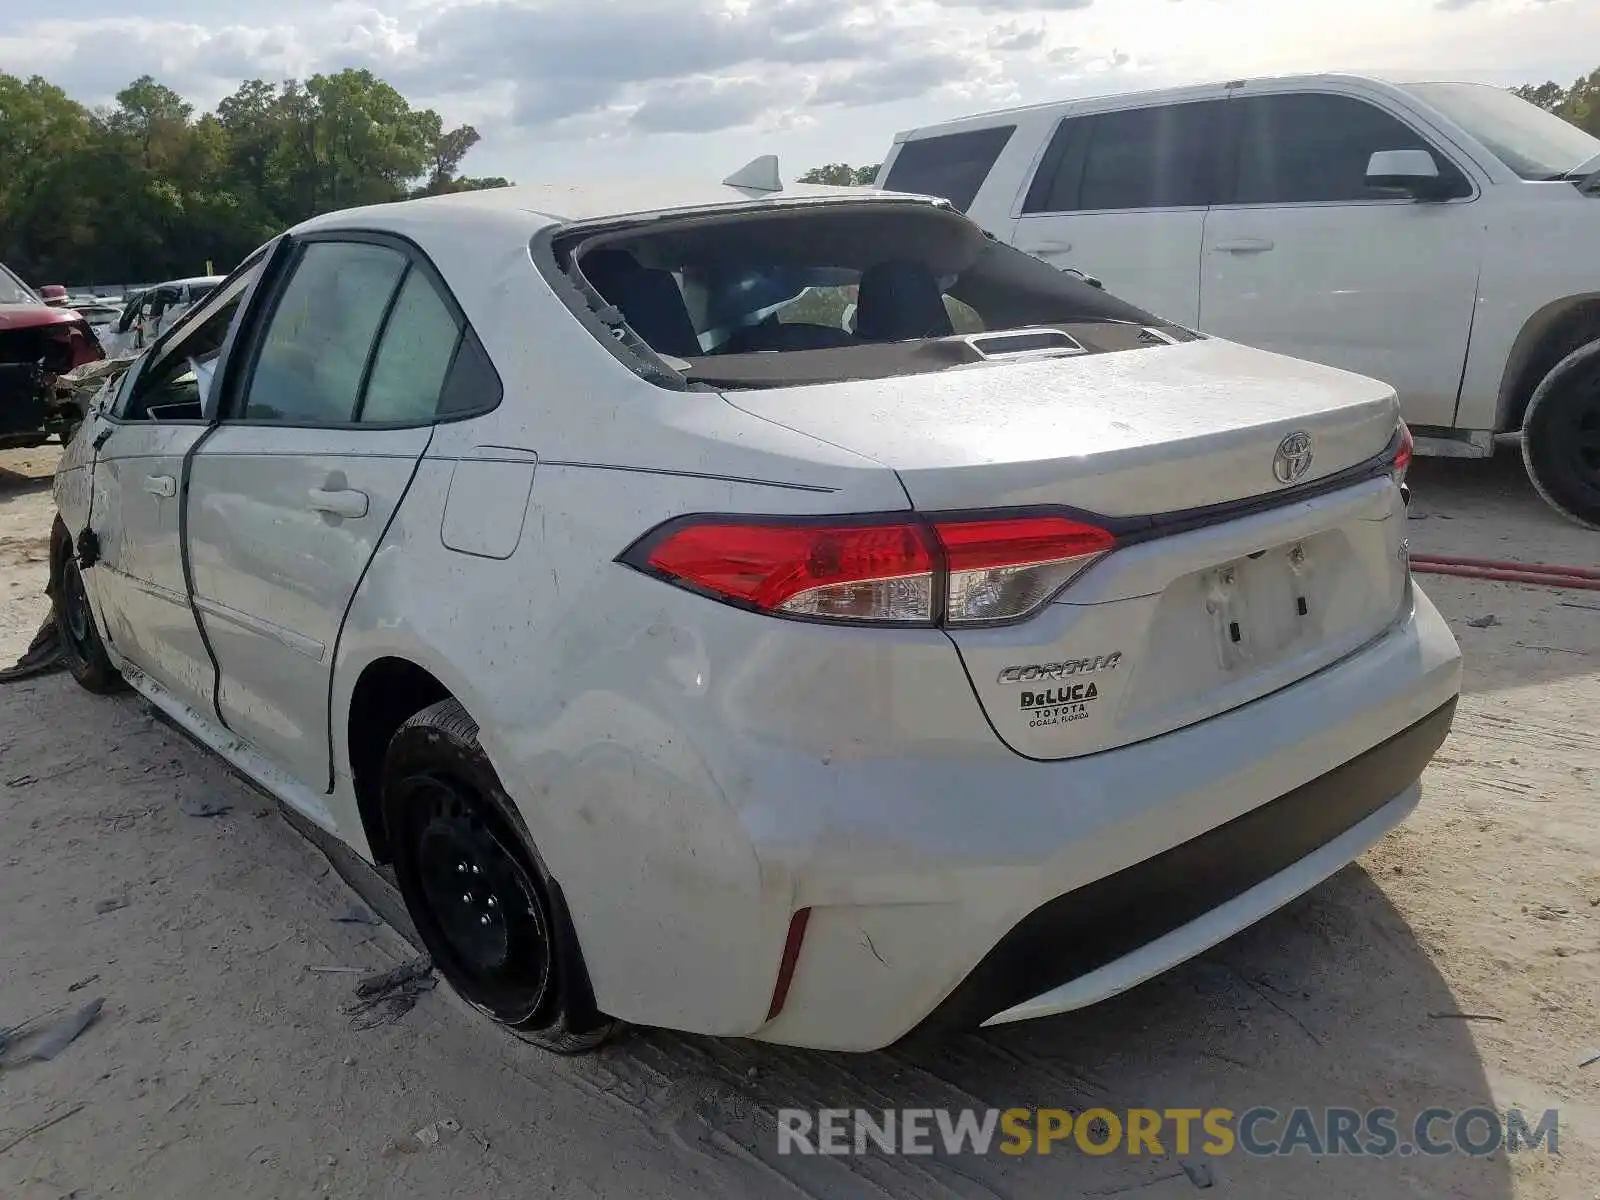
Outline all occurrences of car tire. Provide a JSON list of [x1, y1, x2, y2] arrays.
[[1522, 338, 1600, 530], [51, 526, 126, 694], [381, 697, 618, 1054]]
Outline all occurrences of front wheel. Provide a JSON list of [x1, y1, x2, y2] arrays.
[[52, 532, 125, 694], [382, 698, 617, 1054], [1522, 339, 1600, 530]]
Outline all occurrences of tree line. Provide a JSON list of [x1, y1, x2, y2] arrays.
[[3, 65, 1596, 289], [0, 70, 509, 287]]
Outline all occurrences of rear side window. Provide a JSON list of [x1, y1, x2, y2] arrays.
[[241, 241, 407, 423], [1025, 102, 1223, 213], [1232, 93, 1471, 204], [882, 126, 1016, 212], [361, 270, 462, 423]]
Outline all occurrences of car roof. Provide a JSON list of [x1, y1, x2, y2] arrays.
[[290, 178, 922, 239], [891, 70, 1490, 138]]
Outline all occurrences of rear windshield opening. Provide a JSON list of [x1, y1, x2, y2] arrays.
[[554, 201, 1181, 389]]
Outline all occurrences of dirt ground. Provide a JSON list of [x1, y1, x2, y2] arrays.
[[1, 443, 1595, 1200]]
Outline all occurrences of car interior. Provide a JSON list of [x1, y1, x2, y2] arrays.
[[563, 201, 1188, 388]]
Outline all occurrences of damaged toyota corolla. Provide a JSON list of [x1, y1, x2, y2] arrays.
[[47, 166, 1461, 1053]]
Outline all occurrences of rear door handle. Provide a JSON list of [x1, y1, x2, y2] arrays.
[[1031, 239, 1073, 253], [307, 487, 369, 518], [142, 474, 176, 498], [1211, 237, 1275, 253]]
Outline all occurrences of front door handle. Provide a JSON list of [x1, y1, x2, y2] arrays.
[[1212, 237, 1275, 253], [142, 474, 176, 498], [308, 487, 369, 518]]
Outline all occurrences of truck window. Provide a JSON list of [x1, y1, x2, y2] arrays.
[[1232, 92, 1472, 204], [1026, 101, 1224, 213], [882, 126, 1016, 212]]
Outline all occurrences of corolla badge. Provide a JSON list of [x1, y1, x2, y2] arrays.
[[1272, 431, 1314, 484]]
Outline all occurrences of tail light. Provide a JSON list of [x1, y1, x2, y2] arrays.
[[621, 513, 1115, 627], [1392, 422, 1413, 485]]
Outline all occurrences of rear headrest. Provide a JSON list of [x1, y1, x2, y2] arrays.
[[855, 259, 954, 343], [579, 249, 701, 359]]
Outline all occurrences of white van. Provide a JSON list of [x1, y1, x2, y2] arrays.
[[876, 73, 1600, 526]]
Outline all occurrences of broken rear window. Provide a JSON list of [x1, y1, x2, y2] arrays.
[[550, 200, 1184, 390]]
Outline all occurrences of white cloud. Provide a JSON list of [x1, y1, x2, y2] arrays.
[[0, 0, 1594, 182]]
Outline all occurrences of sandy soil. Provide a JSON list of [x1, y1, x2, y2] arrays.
[[1, 444, 1595, 1200]]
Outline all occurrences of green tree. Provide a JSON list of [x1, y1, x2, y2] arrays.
[[799, 162, 880, 186], [1512, 69, 1600, 137]]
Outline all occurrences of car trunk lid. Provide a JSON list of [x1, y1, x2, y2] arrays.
[[721, 338, 1410, 759]]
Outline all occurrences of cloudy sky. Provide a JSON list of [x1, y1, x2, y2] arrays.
[[1, 0, 1596, 183]]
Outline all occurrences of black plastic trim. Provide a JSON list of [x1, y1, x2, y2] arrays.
[[912, 695, 1458, 1037]]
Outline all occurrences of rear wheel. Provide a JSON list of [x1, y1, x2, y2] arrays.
[[52, 537, 125, 694], [382, 698, 616, 1054], [1522, 340, 1600, 530]]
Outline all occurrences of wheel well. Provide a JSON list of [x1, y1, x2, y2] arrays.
[[347, 657, 451, 864], [1499, 295, 1600, 431]]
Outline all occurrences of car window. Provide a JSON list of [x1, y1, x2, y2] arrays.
[[1232, 92, 1471, 205], [0, 263, 36, 304], [882, 126, 1016, 212], [359, 268, 463, 423], [1071, 102, 1223, 212], [239, 241, 407, 423]]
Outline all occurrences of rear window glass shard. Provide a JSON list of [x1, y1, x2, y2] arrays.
[[553, 200, 1181, 390], [883, 126, 1016, 212]]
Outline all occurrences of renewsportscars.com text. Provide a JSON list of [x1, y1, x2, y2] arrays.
[[776, 1106, 1560, 1158]]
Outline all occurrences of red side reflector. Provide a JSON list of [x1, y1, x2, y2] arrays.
[[766, 907, 812, 1021]]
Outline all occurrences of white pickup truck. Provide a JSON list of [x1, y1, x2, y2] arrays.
[[877, 72, 1600, 527]]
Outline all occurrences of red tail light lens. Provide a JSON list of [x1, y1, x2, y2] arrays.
[[640, 520, 937, 622], [625, 513, 1115, 626], [1393, 422, 1413, 485]]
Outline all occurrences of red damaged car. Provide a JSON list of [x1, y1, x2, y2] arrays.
[[2, 262, 104, 449]]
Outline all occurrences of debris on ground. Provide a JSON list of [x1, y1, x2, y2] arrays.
[[93, 897, 128, 915], [331, 905, 380, 926], [23, 997, 104, 1062], [1180, 1160, 1216, 1189], [1464, 614, 1500, 628], [1426, 1011, 1505, 1022], [1578, 1048, 1600, 1069], [344, 956, 435, 1030], [67, 974, 99, 992], [0, 614, 64, 685], [0, 1101, 86, 1156], [382, 1116, 460, 1157], [179, 796, 231, 818]]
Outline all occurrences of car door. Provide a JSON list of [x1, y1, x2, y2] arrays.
[[1009, 94, 1230, 327], [185, 234, 482, 792], [1199, 86, 1486, 428], [85, 257, 273, 709]]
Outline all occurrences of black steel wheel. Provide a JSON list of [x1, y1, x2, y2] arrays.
[[1523, 340, 1600, 530], [51, 524, 125, 693], [382, 697, 616, 1053]]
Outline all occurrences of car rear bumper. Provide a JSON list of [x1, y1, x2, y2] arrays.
[[942, 698, 1451, 1031], [749, 587, 1461, 1050]]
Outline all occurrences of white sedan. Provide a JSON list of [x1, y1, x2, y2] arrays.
[[49, 169, 1461, 1053]]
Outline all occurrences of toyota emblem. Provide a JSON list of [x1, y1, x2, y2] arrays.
[[1273, 431, 1314, 484]]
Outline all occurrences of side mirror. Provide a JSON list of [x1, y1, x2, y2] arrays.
[[1366, 149, 1447, 200]]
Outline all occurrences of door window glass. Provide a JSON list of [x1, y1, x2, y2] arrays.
[[1076, 102, 1222, 211], [360, 269, 463, 423], [882, 126, 1016, 212], [1233, 93, 1471, 204], [240, 241, 406, 423]]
